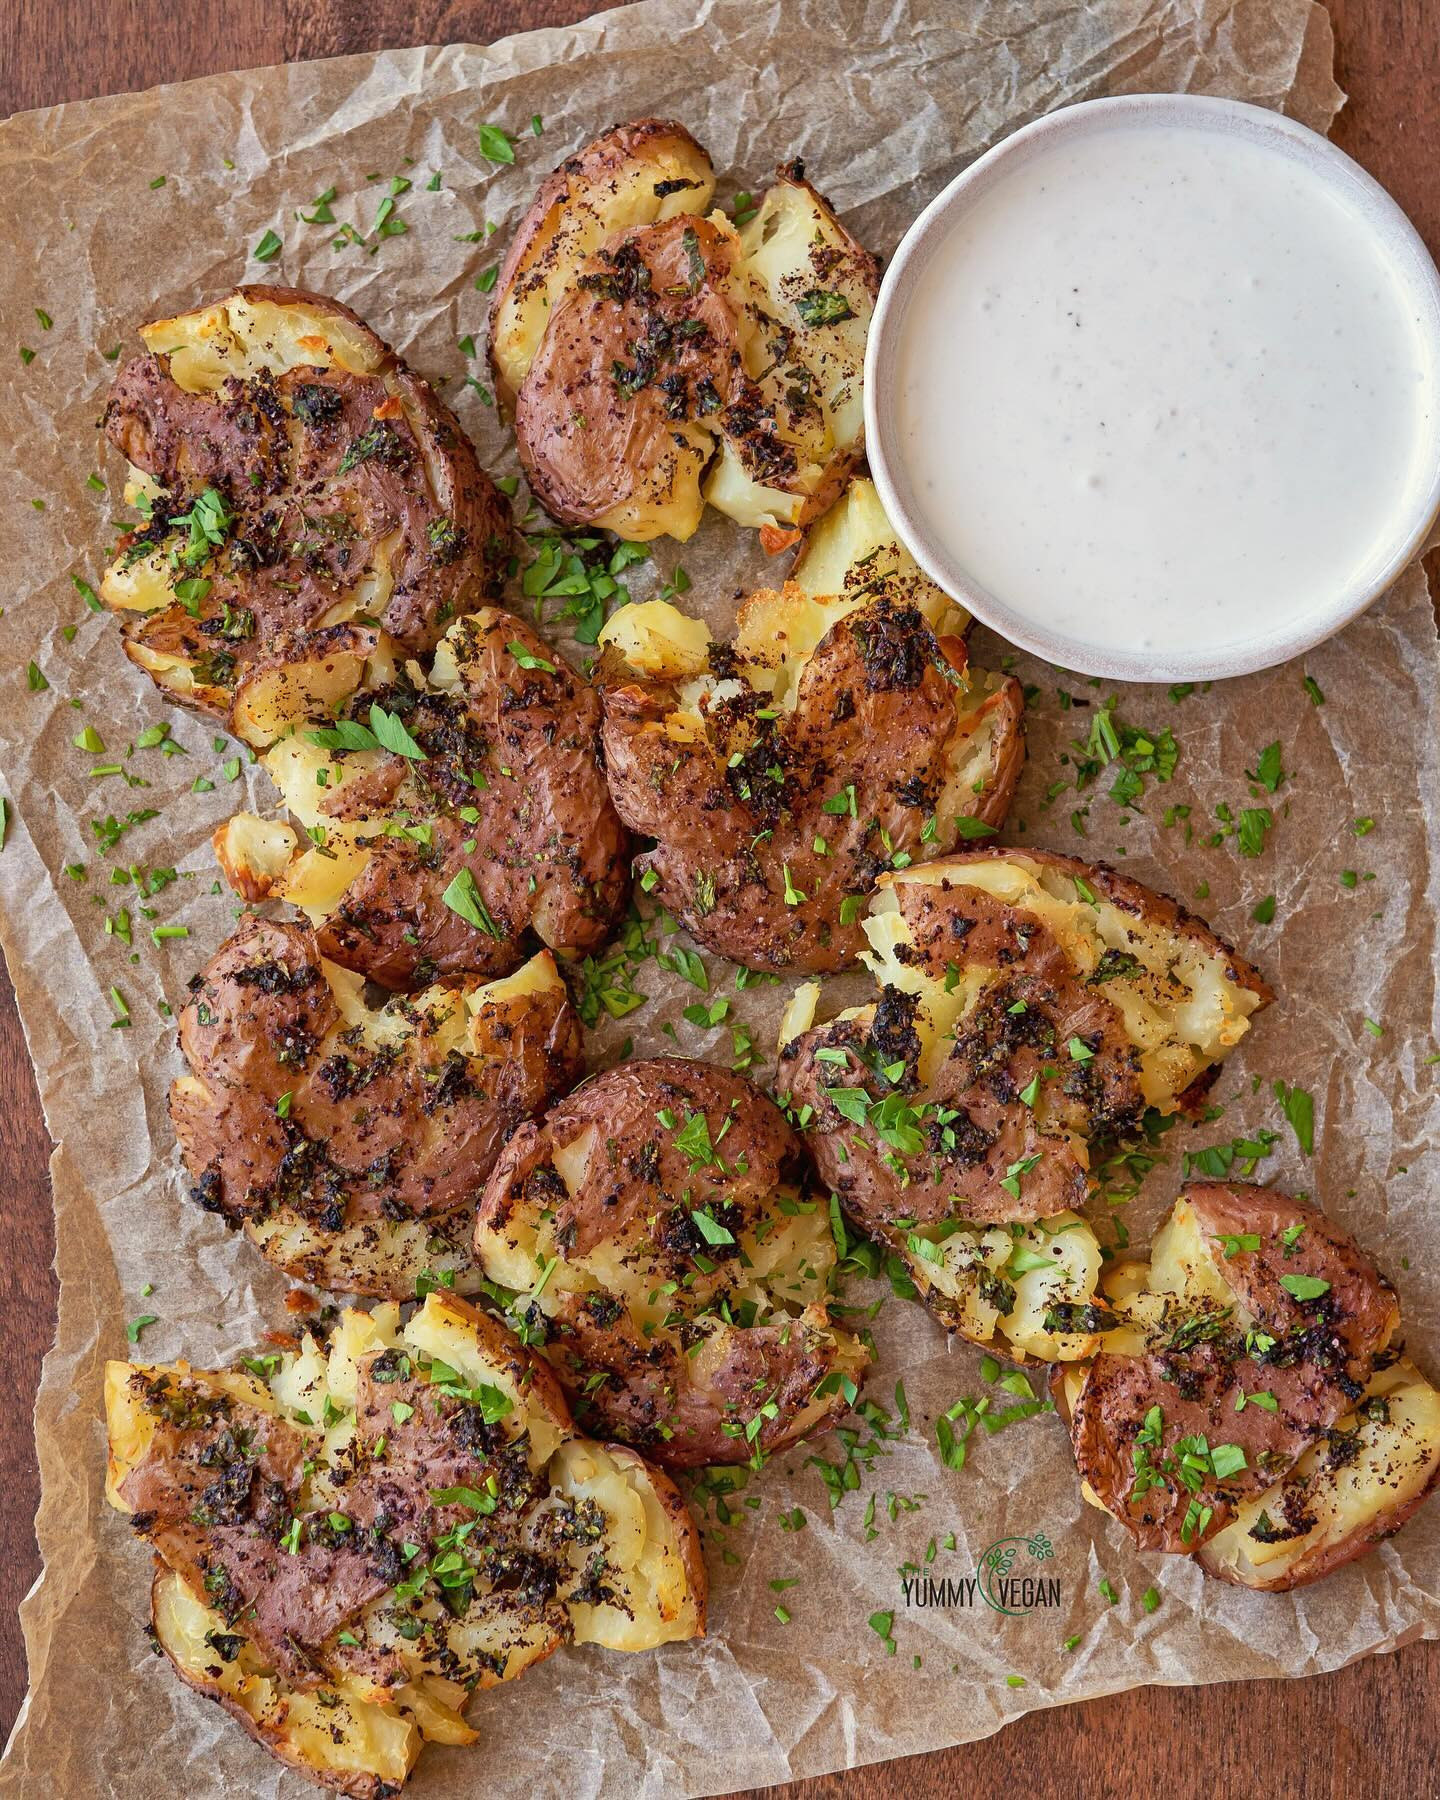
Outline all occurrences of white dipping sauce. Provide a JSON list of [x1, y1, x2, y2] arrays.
[[894, 121, 1435, 659]]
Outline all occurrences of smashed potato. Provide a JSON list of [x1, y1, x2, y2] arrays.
[[215, 606, 629, 989], [597, 561, 1023, 971], [1052, 1185, 1440, 1588], [497, 119, 878, 543], [107, 1292, 705, 1793], [778, 851, 1272, 1358], [101, 287, 510, 742], [474, 1057, 868, 1467], [170, 917, 582, 1296]]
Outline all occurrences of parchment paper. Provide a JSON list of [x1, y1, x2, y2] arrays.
[[4, 2, 1437, 1795]]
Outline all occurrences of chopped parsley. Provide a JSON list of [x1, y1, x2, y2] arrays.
[[523, 532, 646, 644], [478, 124, 516, 164], [441, 868, 504, 938], [795, 289, 856, 326], [1273, 1080, 1315, 1154], [1248, 741, 1285, 793], [507, 639, 557, 674]]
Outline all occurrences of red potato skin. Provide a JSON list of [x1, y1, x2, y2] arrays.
[[538, 1293, 849, 1472], [1058, 1185, 1400, 1555], [338, 1294, 709, 1636], [488, 118, 715, 413], [783, 919, 1141, 1228], [104, 285, 511, 725], [117, 1373, 389, 1687], [475, 1057, 860, 1468], [487, 1059, 806, 1259], [495, 133, 880, 541], [600, 602, 1025, 972], [170, 915, 583, 1238], [311, 610, 630, 989], [514, 214, 744, 531], [1184, 1184, 1398, 1365]]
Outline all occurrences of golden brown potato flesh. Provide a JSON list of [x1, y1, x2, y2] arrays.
[[1053, 1185, 1440, 1587], [777, 852, 1272, 1360], [514, 213, 745, 541], [474, 1057, 868, 1468], [150, 1564, 421, 1799], [499, 120, 880, 544], [170, 916, 583, 1296], [788, 474, 969, 630], [107, 1294, 706, 1794], [597, 587, 1023, 972], [701, 168, 880, 538], [100, 287, 510, 739], [489, 118, 717, 410], [217, 607, 629, 989]]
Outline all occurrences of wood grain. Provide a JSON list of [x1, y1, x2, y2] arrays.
[[3, 3, 1438, 1793]]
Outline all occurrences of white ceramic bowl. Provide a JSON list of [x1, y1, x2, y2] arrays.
[[864, 94, 1440, 681]]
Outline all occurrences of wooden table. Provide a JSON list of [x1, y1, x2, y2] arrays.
[[3, 3, 1439, 1793]]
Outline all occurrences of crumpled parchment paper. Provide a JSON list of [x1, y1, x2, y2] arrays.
[[6, 2, 1438, 1796]]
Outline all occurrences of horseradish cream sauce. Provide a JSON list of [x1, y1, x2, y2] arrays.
[[893, 121, 1435, 659]]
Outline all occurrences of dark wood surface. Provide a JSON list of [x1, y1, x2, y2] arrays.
[[3, 3, 1439, 1794]]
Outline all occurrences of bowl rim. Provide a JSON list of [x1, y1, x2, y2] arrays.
[[863, 92, 1440, 683]]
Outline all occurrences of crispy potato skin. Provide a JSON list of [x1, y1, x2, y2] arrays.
[[514, 214, 743, 538], [489, 118, 716, 411], [475, 1057, 863, 1468], [1059, 1185, 1400, 1556], [497, 125, 881, 543], [600, 602, 1024, 971], [309, 611, 629, 988], [103, 285, 510, 726], [170, 916, 582, 1286], [117, 1375, 383, 1687], [496, 122, 882, 540], [786, 993, 1101, 1231]]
